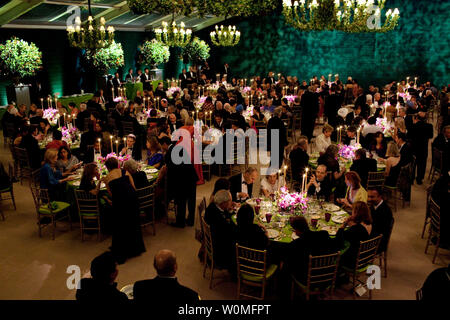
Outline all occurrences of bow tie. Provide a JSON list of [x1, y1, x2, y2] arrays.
[[242, 181, 249, 185]]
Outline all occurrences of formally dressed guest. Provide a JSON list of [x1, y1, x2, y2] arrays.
[[123, 159, 149, 189], [236, 204, 269, 250], [409, 112, 433, 184], [133, 250, 199, 304], [260, 171, 285, 198], [350, 148, 377, 189], [395, 132, 413, 168], [179, 69, 189, 88], [154, 82, 167, 99], [315, 124, 333, 154], [221, 63, 231, 79], [56, 145, 81, 174], [382, 141, 401, 187], [112, 72, 122, 92], [419, 264, 450, 301], [119, 134, 142, 162], [124, 68, 134, 82], [229, 167, 259, 202], [208, 178, 231, 205], [324, 84, 342, 127], [368, 187, 394, 253], [318, 144, 346, 181], [345, 105, 362, 126], [335, 201, 372, 268], [17, 125, 41, 169], [84, 139, 107, 164], [45, 130, 68, 150], [79, 163, 102, 195], [76, 251, 128, 302], [336, 171, 367, 210], [104, 157, 146, 264], [267, 107, 288, 166], [146, 136, 164, 169], [289, 137, 309, 183], [362, 116, 383, 138], [204, 190, 237, 273], [343, 125, 357, 146], [140, 68, 151, 91], [285, 216, 339, 284], [306, 164, 332, 201], [40, 149, 73, 200], [300, 86, 319, 140], [369, 132, 387, 159], [432, 125, 450, 172], [251, 105, 266, 125], [76, 103, 90, 131]]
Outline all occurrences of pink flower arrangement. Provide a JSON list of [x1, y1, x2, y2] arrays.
[[277, 186, 308, 211], [166, 86, 182, 99], [196, 96, 207, 110], [283, 95, 297, 104], [338, 144, 360, 160], [60, 126, 79, 143], [98, 152, 130, 164], [43, 108, 59, 125], [241, 86, 251, 94], [113, 96, 127, 104]]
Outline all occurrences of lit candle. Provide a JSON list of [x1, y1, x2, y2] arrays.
[[67, 115, 71, 129], [115, 140, 118, 154], [357, 127, 361, 145], [414, 77, 418, 87], [278, 170, 282, 193], [54, 97, 58, 108], [406, 76, 410, 83], [63, 113, 66, 126], [283, 165, 287, 186], [302, 173, 307, 194], [112, 88, 114, 99], [40, 98, 43, 108], [196, 110, 199, 120], [110, 135, 113, 152], [123, 87, 126, 97]]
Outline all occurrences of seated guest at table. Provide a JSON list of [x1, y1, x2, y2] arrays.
[[154, 82, 167, 99], [79, 163, 102, 195], [318, 144, 346, 181], [123, 159, 149, 189], [45, 130, 67, 150], [85, 139, 107, 164], [56, 145, 81, 174], [236, 204, 269, 250], [315, 124, 333, 154], [16, 125, 41, 169], [345, 105, 362, 126], [335, 201, 372, 268], [133, 249, 199, 304], [104, 157, 146, 264], [394, 131, 413, 168], [251, 105, 266, 124], [260, 171, 285, 198], [350, 148, 377, 189], [368, 187, 394, 253], [119, 134, 142, 161], [204, 190, 237, 273], [229, 167, 259, 202], [336, 171, 367, 210], [285, 216, 339, 284], [76, 251, 128, 302], [212, 113, 229, 132], [146, 137, 164, 169], [369, 132, 387, 158], [30, 108, 44, 126], [343, 125, 357, 146], [40, 149, 74, 200], [122, 108, 140, 134], [208, 178, 231, 204], [362, 117, 383, 138], [382, 141, 401, 187], [306, 164, 332, 201], [168, 113, 178, 134], [76, 103, 90, 130]]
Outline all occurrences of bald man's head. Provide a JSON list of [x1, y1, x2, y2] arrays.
[[154, 249, 177, 277]]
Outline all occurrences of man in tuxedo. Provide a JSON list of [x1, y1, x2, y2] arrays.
[[187, 66, 197, 85], [300, 86, 319, 140], [368, 187, 394, 253], [324, 84, 342, 127], [221, 63, 230, 79], [168, 113, 178, 134], [112, 72, 122, 91], [306, 165, 332, 201], [136, 69, 143, 82], [409, 112, 434, 184], [204, 190, 237, 272], [350, 148, 377, 188], [229, 167, 259, 202], [265, 71, 276, 85], [133, 250, 199, 304], [179, 68, 188, 88], [76, 103, 90, 131], [76, 251, 128, 302], [124, 68, 134, 82], [395, 132, 413, 167], [212, 113, 229, 132], [106, 75, 114, 100], [289, 137, 309, 183], [119, 134, 142, 161], [141, 68, 151, 91], [267, 107, 288, 167]]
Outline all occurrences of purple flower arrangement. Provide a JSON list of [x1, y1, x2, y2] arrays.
[[277, 186, 308, 212], [43, 108, 59, 125], [166, 86, 182, 99], [338, 144, 360, 160], [60, 126, 79, 143], [113, 96, 127, 104], [283, 95, 297, 104]]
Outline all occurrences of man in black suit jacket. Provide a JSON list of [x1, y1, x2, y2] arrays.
[[141, 68, 151, 91], [306, 164, 332, 201], [289, 137, 309, 183], [133, 250, 199, 304], [229, 167, 259, 202], [300, 87, 319, 140], [267, 107, 288, 167], [221, 63, 230, 79], [76, 252, 128, 303], [368, 187, 394, 253], [179, 68, 188, 88], [409, 112, 434, 184], [395, 132, 413, 168], [112, 72, 122, 91], [265, 71, 276, 85], [350, 148, 377, 188], [324, 85, 342, 127], [204, 190, 237, 271]]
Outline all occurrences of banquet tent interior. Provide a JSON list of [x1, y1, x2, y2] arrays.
[[0, 0, 449, 303]]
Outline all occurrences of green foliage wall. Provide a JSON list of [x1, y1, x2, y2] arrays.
[[206, 0, 449, 88]]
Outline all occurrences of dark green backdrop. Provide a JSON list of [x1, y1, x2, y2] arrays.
[[1, 0, 449, 105]]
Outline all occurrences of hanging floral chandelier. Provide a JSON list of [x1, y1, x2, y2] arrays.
[[282, 0, 400, 33], [155, 21, 192, 47], [210, 25, 241, 47]]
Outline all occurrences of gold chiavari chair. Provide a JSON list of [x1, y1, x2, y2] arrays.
[[424, 198, 442, 264], [74, 190, 101, 241], [136, 184, 156, 235]]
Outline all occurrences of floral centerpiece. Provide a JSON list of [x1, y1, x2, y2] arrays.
[[196, 96, 207, 110], [375, 117, 392, 137], [43, 108, 60, 126], [398, 92, 411, 101], [166, 86, 182, 99], [338, 144, 360, 160], [85, 41, 124, 72], [0, 37, 42, 80], [283, 95, 297, 104], [60, 126, 79, 143], [242, 105, 254, 121], [146, 108, 162, 117], [97, 152, 131, 174], [141, 39, 170, 66], [277, 186, 308, 213], [241, 86, 251, 95], [113, 96, 128, 104]]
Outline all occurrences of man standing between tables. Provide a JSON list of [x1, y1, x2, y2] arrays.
[[409, 111, 433, 185]]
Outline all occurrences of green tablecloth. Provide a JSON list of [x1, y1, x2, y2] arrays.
[[308, 157, 386, 172], [124, 82, 143, 102], [58, 94, 94, 108]]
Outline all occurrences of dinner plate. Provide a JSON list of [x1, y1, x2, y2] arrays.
[[72, 180, 80, 186], [145, 168, 158, 174], [323, 203, 341, 212], [334, 210, 348, 216], [321, 226, 337, 236], [291, 232, 299, 240], [332, 216, 347, 224], [267, 229, 280, 239]]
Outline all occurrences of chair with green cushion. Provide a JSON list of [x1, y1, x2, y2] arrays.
[[0, 163, 17, 219], [290, 252, 341, 301], [236, 244, 278, 300], [30, 185, 72, 240], [74, 190, 101, 241], [342, 234, 382, 299], [136, 184, 156, 235]]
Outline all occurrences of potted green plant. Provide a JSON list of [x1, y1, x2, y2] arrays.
[[85, 41, 125, 74], [141, 39, 170, 68], [181, 37, 210, 67]]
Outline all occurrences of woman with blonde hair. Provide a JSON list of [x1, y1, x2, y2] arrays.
[[337, 171, 367, 210], [314, 123, 333, 154], [40, 148, 74, 200], [393, 117, 407, 140], [382, 141, 401, 187]]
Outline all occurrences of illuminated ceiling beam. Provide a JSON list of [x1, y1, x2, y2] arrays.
[[0, 0, 45, 26], [145, 14, 175, 29], [192, 16, 226, 31], [92, 1, 129, 23]]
